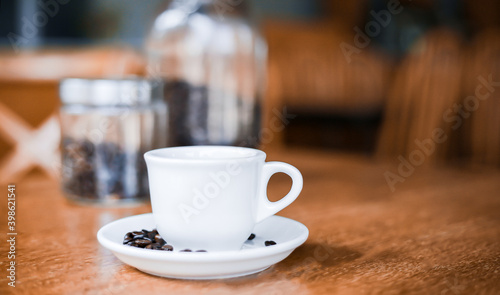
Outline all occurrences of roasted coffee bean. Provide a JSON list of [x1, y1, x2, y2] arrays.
[[135, 239, 152, 247], [124, 229, 163, 248], [156, 238, 166, 246], [145, 244, 153, 249], [161, 245, 174, 251], [180, 249, 192, 252], [123, 233, 134, 244], [131, 231, 144, 239], [147, 231, 157, 240], [195, 250, 207, 252], [150, 243, 161, 249], [247, 233, 256, 240], [265, 240, 276, 246]]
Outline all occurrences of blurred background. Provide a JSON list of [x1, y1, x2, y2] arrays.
[[1, 0, 500, 184]]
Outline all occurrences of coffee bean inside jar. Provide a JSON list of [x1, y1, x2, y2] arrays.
[[163, 80, 261, 148], [61, 138, 150, 202]]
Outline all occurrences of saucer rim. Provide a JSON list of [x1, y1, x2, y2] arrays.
[[137, 266, 271, 280], [97, 213, 309, 263]]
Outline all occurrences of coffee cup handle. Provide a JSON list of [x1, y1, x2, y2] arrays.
[[255, 161, 303, 223]]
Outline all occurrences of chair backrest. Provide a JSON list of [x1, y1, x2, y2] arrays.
[[461, 29, 500, 167], [266, 22, 390, 115], [376, 29, 464, 165], [263, 21, 390, 149]]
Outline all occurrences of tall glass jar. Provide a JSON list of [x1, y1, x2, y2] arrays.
[[59, 78, 167, 205], [146, 0, 267, 147]]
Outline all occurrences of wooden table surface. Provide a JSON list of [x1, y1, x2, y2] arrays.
[[1, 148, 499, 294]]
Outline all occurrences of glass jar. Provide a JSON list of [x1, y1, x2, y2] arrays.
[[145, 0, 267, 147], [59, 78, 167, 205]]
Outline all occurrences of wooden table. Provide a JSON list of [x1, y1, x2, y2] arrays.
[[1, 148, 499, 294]]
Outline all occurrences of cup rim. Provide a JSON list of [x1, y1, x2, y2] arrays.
[[144, 146, 266, 163]]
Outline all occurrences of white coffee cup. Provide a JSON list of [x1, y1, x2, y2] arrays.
[[144, 146, 303, 252]]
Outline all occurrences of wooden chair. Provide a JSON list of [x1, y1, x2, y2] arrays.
[[0, 46, 145, 183], [376, 29, 464, 165], [461, 29, 500, 167], [263, 21, 390, 149]]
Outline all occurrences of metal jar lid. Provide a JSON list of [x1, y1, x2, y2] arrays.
[[59, 78, 164, 106]]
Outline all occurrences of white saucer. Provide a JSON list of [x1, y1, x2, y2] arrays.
[[97, 213, 308, 280]]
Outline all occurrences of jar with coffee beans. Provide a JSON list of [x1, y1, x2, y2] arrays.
[[59, 78, 167, 205], [146, 0, 267, 147]]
